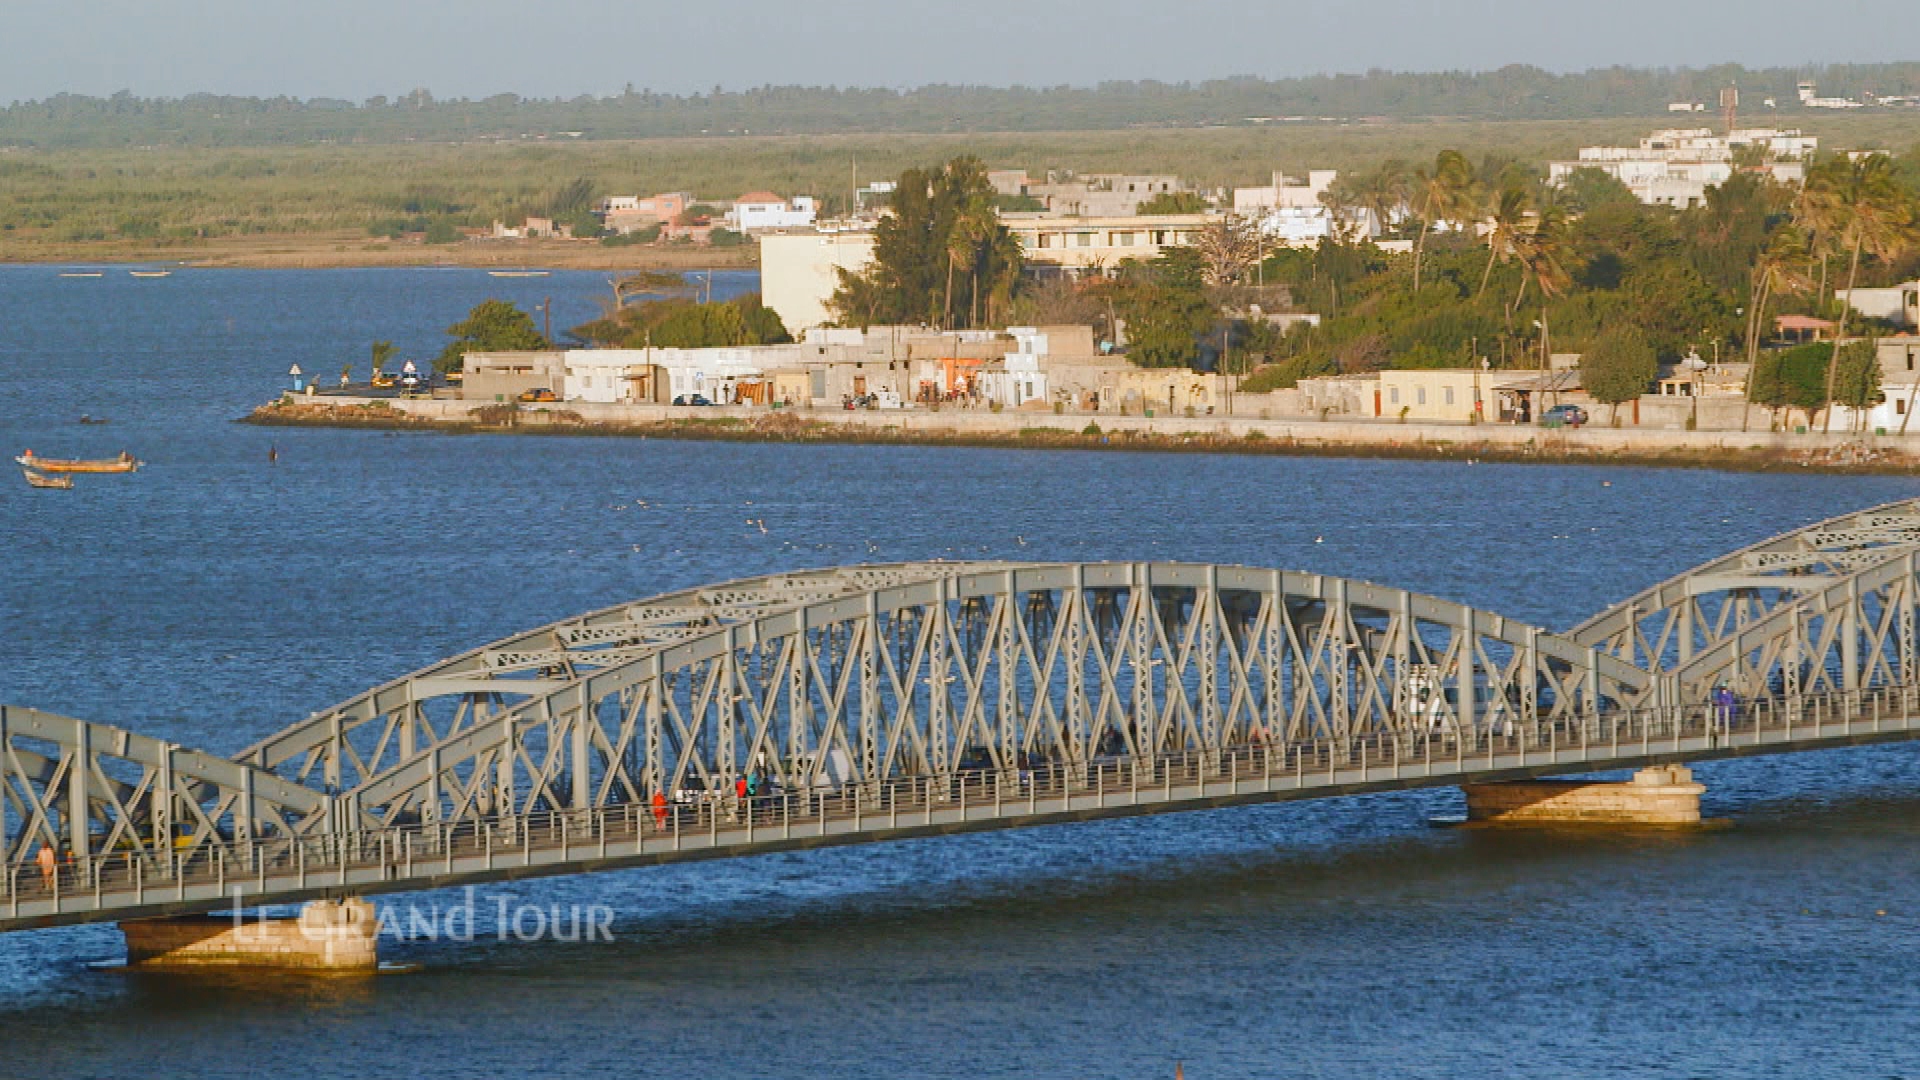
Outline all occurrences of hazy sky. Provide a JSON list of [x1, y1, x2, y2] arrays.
[[6, 0, 1914, 102]]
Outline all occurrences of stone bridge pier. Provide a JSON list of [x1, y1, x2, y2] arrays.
[[121, 899, 378, 972], [1461, 767, 1706, 826]]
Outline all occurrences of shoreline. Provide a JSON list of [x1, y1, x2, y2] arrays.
[[244, 399, 1920, 475], [0, 237, 759, 271]]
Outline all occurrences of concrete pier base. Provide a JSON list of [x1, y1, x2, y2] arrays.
[[1461, 766, 1705, 826], [121, 899, 378, 972]]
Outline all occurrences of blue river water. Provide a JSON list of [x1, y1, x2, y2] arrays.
[[2, 265, 1919, 1078]]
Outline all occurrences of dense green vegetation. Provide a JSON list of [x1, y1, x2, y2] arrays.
[[574, 294, 790, 349], [4, 118, 1916, 255], [1221, 147, 1920, 414], [8, 65, 1920, 148], [830, 158, 1022, 330], [434, 300, 550, 373]]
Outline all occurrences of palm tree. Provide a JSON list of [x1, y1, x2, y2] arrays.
[[1510, 207, 1574, 393], [1791, 161, 1849, 320], [1805, 154, 1916, 431], [1411, 150, 1475, 293], [1352, 160, 1411, 243], [1478, 185, 1534, 299], [1742, 229, 1812, 430]]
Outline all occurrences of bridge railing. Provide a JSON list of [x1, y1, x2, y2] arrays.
[[8, 682, 1919, 918]]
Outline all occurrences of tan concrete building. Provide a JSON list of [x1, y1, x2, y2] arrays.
[[1375, 369, 1495, 422], [1024, 174, 1187, 216], [1002, 213, 1213, 272], [759, 229, 877, 334], [463, 351, 567, 402]]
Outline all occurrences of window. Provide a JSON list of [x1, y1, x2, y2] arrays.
[[1900, 399, 1908, 416], [1389, 388, 1400, 405], [1444, 387, 1454, 405], [1416, 388, 1427, 405]]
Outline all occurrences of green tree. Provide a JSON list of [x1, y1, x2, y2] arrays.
[[1110, 248, 1212, 368], [572, 293, 790, 349], [1478, 185, 1533, 298], [543, 175, 596, 219], [830, 157, 1022, 330], [1832, 339, 1884, 432], [1411, 149, 1476, 293], [370, 340, 397, 379], [1804, 154, 1916, 429], [1580, 326, 1657, 424], [1137, 191, 1208, 214], [423, 219, 461, 244], [1741, 229, 1812, 429], [435, 299, 549, 374], [1556, 167, 1639, 214], [1750, 342, 1833, 428]]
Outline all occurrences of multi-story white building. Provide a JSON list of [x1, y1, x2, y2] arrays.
[[759, 228, 877, 333], [1547, 127, 1816, 208]]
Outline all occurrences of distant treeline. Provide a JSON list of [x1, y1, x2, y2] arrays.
[[7, 64, 1920, 148]]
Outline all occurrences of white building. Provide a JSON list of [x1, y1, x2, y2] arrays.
[[1233, 170, 1338, 213], [1548, 127, 1816, 208], [561, 344, 813, 404], [652, 345, 807, 404], [759, 229, 877, 334], [1835, 281, 1920, 330], [563, 350, 656, 404], [974, 327, 1057, 408], [1250, 205, 1378, 247], [727, 193, 817, 233]]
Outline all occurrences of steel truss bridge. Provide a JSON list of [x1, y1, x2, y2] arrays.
[[10, 500, 1920, 934]]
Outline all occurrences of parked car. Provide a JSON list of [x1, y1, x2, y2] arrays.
[[1541, 404, 1588, 427], [672, 394, 714, 406], [517, 387, 557, 403]]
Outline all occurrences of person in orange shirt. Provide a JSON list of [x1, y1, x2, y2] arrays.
[[651, 790, 668, 831]]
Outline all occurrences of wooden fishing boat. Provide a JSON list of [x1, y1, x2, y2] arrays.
[[22, 468, 73, 490], [14, 450, 142, 474], [487, 270, 550, 278], [59, 271, 105, 279], [130, 270, 173, 278]]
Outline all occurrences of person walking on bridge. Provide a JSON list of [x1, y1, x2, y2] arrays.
[[651, 790, 668, 832], [35, 843, 56, 889]]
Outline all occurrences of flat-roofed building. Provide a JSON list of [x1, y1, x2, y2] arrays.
[[1001, 213, 1213, 271], [759, 229, 877, 333], [463, 350, 567, 402]]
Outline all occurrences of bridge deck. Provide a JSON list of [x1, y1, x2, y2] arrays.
[[8, 686, 1916, 933]]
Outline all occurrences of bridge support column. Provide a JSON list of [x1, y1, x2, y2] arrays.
[[1461, 767, 1705, 826], [121, 899, 378, 973]]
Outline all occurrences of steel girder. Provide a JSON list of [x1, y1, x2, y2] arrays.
[[328, 563, 1648, 828], [237, 563, 1001, 799], [11, 512, 1920, 885], [1569, 499, 1920, 672], [1656, 548, 1920, 704], [0, 706, 332, 871]]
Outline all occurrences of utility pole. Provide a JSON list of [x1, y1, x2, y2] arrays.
[[542, 296, 552, 343]]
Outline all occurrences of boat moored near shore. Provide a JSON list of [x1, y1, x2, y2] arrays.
[[15, 450, 143, 474], [21, 468, 74, 489]]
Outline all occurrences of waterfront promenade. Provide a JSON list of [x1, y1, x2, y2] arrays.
[[256, 393, 1920, 470]]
